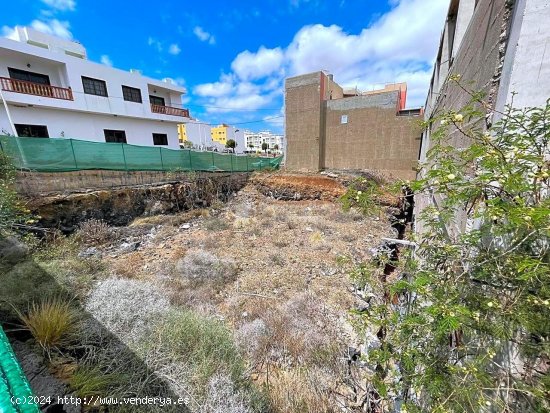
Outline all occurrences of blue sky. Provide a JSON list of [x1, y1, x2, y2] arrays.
[[2, 0, 449, 133]]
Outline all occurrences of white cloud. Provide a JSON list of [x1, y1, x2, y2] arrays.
[[100, 55, 113, 66], [30, 19, 73, 39], [148, 37, 163, 52], [1, 25, 17, 39], [194, 0, 447, 113], [193, 26, 215, 45], [194, 74, 234, 98], [231, 46, 284, 81], [168, 43, 181, 55], [41, 0, 76, 11]]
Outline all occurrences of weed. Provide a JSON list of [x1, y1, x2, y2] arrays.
[[69, 364, 127, 398], [204, 217, 229, 231], [269, 254, 285, 267], [85, 278, 170, 345], [175, 250, 237, 288], [77, 219, 112, 246], [158, 310, 245, 394], [19, 296, 79, 353]]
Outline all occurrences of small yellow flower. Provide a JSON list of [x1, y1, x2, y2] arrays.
[[453, 114, 464, 122], [487, 302, 494, 308], [357, 191, 362, 195], [524, 216, 532, 222], [446, 173, 456, 180]]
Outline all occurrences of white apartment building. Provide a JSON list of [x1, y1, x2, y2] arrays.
[[0, 27, 189, 150], [244, 130, 284, 154]]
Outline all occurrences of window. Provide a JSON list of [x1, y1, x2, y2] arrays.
[[82, 76, 108, 97], [8, 68, 51, 85], [153, 133, 168, 146], [122, 85, 142, 103], [104, 129, 127, 143], [149, 95, 165, 106], [15, 124, 49, 138]]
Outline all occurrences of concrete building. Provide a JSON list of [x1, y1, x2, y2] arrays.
[[417, 0, 550, 232], [285, 71, 422, 180], [0, 26, 189, 149], [244, 130, 284, 154], [177, 122, 246, 153], [210, 124, 245, 152]]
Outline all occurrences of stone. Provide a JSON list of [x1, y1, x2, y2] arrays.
[[119, 241, 139, 253], [78, 247, 99, 258], [0, 236, 29, 265], [180, 223, 191, 230]]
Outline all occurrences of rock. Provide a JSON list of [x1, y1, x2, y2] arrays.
[[119, 241, 140, 253], [0, 236, 29, 265], [180, 223, 191, 230], [305, 227, 314, 232], [78, 246, 99, 258]]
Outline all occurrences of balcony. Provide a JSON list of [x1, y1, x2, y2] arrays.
[[0, 77, 73, 100], [150, 103, 189, 117]]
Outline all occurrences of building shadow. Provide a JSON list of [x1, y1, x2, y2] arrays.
[[0, 236, 192, 413]]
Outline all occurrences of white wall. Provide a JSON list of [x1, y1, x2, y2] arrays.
[[495, 0, 550, 112], [0, 105, 180, 149], [0, 33, 188, 124]]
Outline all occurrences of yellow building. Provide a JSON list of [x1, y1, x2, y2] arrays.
[[177, 124, 187, 144], [211, 124, 229, 145]]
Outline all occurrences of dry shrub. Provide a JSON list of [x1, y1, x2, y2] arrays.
[[20, 296, 79, 353], [175, 250, 237, 288], [110, 252, 145, 278], [266, 292, 340, 366], [85, 278, 170, 345], [203, 373, 253, 413], [204, 217, 229, 231], [234, 318, 270, 361], [78, 219, 111, 246], [268, 368, 334, 413]]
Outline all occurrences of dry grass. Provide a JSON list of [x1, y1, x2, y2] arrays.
[[267, 368, 334, 413], [20, 296, 79, 353], [110, 252, 147, 278]]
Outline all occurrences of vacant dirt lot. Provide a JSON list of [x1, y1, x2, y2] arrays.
[[95, 172, 396, 410]]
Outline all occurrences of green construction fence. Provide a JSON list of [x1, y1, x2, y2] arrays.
[[0, 327, 39, 413], [0, 136, 283, 173]]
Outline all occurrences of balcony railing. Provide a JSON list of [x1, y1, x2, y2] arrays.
[[0, 77, 73, 100], [150, 103, 189, 117]]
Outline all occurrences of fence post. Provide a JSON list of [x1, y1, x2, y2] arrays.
[[188, 150, 193, 171], [211, 151, 215, 169], [69, 139, 78, 169], [121, 143, 128, 171], [159, 147, 164, 171], [246, 156, 249, 172], [230, 153, 234, 172]]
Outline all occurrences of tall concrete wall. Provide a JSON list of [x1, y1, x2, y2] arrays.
[[416, 0, 550, 235], [285, 71, 421, 179], [325, 104, 421, 180], [285, 73, 324, 171]]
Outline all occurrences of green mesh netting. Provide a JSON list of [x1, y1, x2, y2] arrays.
[[0, 327, 39, 413], [0, 136, 283, 173]]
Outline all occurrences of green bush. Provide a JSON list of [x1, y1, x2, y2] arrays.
[[158, 310, 245, 394], [357, 86, 550, 412]]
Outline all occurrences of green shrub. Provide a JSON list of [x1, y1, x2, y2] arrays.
[[158, 310, 245, 393], [0, 152, 27, 234], [69, 364, 128, 398]]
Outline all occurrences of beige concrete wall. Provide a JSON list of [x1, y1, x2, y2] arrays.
[[285, 73, 323, 170], [285, 71, 421, 179], [325, 106, 421, 180]]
